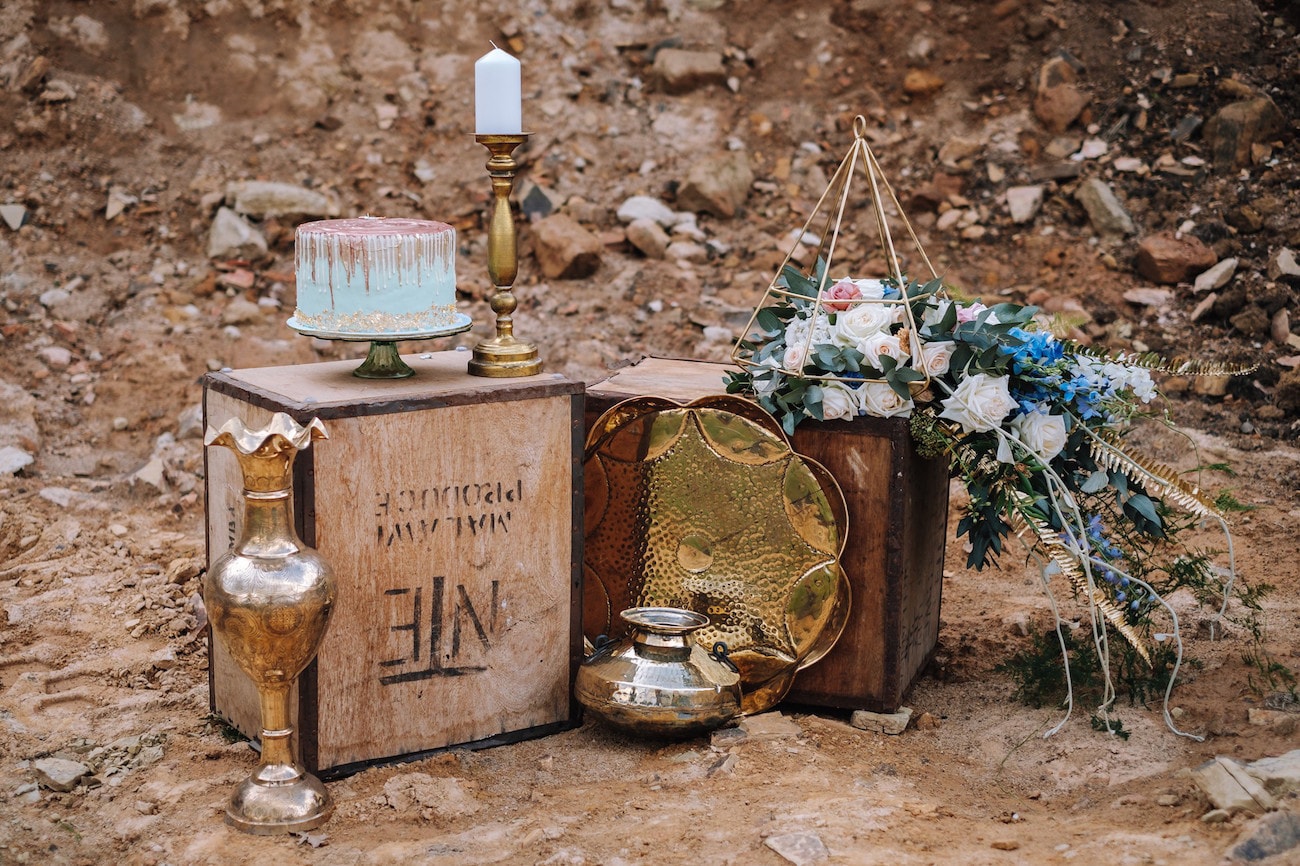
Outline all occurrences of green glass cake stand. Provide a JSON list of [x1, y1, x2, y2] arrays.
[[286, 314, 473, 379]]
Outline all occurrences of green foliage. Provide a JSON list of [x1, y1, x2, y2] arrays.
[[1090, 713, 1130, 740], [1213, 490, 1257, 512], [206, 713, 249, 744]]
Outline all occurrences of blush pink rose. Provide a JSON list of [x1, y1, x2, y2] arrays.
[[822, 279, 863, 312]]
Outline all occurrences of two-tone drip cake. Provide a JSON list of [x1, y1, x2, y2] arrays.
[[290, 216, 459, 335]]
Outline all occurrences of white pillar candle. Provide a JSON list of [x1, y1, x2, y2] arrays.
[[474, 46, 522, 135]]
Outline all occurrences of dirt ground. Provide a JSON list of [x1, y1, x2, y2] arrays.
[[2, 0, 1299, 863]]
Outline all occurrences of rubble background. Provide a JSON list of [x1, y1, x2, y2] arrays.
[[1, 0, 1298, 863]]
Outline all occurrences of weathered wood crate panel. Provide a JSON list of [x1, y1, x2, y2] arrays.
[[204, 352, 584, 777], [586, 357, 948, 712]]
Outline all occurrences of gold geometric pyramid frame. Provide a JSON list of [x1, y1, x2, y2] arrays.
[[730, 115, 945, 392]]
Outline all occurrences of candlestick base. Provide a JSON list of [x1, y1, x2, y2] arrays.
[[468, 335, 542, 378]]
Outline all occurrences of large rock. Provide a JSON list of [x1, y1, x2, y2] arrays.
[[1227, 810, 1300, 863], [225, 181, 338, 219], [1202, 97, 1284, 169], [207, 207, 268, 260], [1074, 178, 1134, 236], [33, 757, 90, 793], [1246, 749, 1300, 798], [653, 48, 727, 94], [530, 215, 602, 279], [1135, 232, 1217, 284], [677, 151, 753, 219]]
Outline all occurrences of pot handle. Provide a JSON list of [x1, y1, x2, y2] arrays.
[[708, 641, 740, 673]]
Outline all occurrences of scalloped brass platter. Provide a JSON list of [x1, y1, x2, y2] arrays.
[[583, 395, 850, 715]]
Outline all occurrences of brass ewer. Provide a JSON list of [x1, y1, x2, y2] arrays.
[[204, 413, 335, 834], [468, 133, 543, 377]]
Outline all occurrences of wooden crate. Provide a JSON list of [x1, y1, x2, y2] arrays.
[[585, 357, 948, 712], [204, 351, 584, 778]]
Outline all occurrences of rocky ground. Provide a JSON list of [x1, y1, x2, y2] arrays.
[[2, 0, 1300, 863]]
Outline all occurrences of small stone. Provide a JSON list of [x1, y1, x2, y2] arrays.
[[653, 48, 727, 94], [1193, 258, 1237, 292], [737, 711, 802, 741], [215, 269, 255, 292], [519, 182, 560, 221], [1156, 793, 1180, 806], [625, 219, 670, 259], [220, 297, 263, 326], [850, 707, 913, 735], [1134, 233, 1217, 283], [104, 187, 136, 221], [176, 404, 204, 440], [33, 757, 90, 793], [764, 832, 830, 865], [0, 204, 28, 231], [38, 487, 75, 508], [1074, 179, 1134, 236], [938, 137, 983, 168], [1203, 98, 1285, 169], [1034, 84, 1090, 133], [108, 523, 128, 537], [666, 240, 708, 263], [1268, 247, 1300, 281], [1201, 809, 1231, 824], [677, 151, 754, 219], [903, 69, 945, 96], [130, 457, 168, 493], [1193, 375, 1231, 398], [1230, 305, 1271, 337], [531, 215, 602, 279], [1276, 368, 1300, 413], [38, 346, 73, 369], [113, 417, 129, 431], [207, 207, 268, 261], [1273, 309, 1292, 346], [1006, 185, 1044, 224], [151, 648, 177, 670], [991, 841, 1020, 851], [0, 446, 34, 476], [616, 196, 676, 227], [1123, 288, 1173, 307], [914, 712, 940, 731], [1227, 810, 1300, 863], [225, 181, 338, 219]]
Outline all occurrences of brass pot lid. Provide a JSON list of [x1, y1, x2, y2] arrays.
[[583, 395, 851, 715]]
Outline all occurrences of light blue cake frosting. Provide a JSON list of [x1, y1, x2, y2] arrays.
[[292, 216, 457, 334]]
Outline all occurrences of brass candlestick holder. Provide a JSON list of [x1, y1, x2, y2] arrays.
[[469, 133, 542, 377], [204, 413, 335, 834]]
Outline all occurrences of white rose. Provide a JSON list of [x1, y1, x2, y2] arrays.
[[921, 298, 952, 329], [1010, 411, 1068, 460], [860, 332, 907, 366], [850, 278, 888, 300], [917, 340, 955, 377], [938, 373, 1018, 434], [859, 381, 915, 418], [818, 381, 859, 421], [831, 303, 894, 348]]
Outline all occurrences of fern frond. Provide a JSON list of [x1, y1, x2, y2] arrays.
[[1059, 341, 1257, 377], [1089, 436, 1222, 521], [1012, 500, 1152, 665]]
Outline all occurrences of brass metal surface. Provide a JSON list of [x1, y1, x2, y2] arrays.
[[469, 133, 542, 377], [204, 413, 336, 834], [575, 607, 742, 737], [583, 396, 850, 714]]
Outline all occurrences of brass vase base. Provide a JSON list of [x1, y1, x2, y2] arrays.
[[354, 340, 413, 379], [468, 336, 542, 378], [226, 765, 333, 835]]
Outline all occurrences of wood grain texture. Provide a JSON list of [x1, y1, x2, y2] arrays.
[[585, 356, 948, 712], [203, 352, 583, 774]]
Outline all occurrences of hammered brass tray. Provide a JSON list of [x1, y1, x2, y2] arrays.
[[583, 395, 850, 714]]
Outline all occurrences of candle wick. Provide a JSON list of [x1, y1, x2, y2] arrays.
[[489, 40, 499, 51]]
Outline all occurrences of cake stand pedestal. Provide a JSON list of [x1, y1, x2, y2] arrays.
[[287, 315, 473, 379]]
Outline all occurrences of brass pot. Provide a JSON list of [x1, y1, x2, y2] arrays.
[[575, 607, 742, 737]]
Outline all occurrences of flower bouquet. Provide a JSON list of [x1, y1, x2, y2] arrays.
[[726, 118, 1256, 736]]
